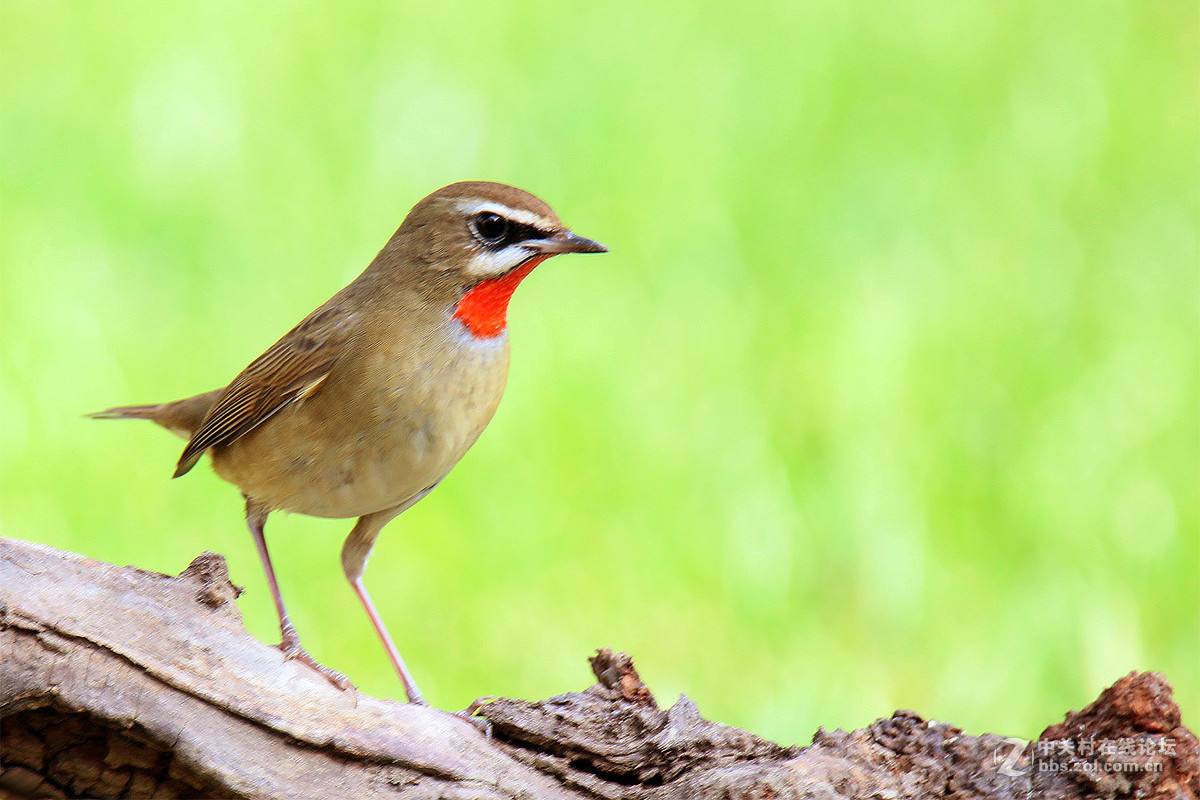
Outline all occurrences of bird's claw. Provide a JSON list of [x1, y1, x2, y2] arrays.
[[457, 695, 497, 716], [453, 696, 496, 736], [277, 629, 354, 690]]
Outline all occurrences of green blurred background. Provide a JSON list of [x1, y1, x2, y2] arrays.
[[2, 1, 1196, 743]]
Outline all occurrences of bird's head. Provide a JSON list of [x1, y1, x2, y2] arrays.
[[391, 180, 606, 278], [379, 181, 607, 337]]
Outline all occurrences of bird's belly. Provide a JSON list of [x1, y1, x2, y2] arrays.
[[212, 333, 508, 519], [215, 410, 487, 519], [212, 424, 441, 520], [287, 440, 444, 518]]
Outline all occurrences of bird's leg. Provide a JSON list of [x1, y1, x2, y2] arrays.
[[342, 495, 432, 704], [245, 498, 352, 690], [349, 577, 424, 704]]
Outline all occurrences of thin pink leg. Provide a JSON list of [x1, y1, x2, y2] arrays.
[[350, 577, 424, 704], [246, 499, 351, 689]]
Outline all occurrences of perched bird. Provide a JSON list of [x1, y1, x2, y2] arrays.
[[90, 181, 607, 703]]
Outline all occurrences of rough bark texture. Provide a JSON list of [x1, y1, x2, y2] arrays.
[[0, 537, 1195, 800]]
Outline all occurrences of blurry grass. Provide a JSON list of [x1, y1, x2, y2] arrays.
[[2, 0, 1196, 743]]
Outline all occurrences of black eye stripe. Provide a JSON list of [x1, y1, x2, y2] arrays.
[[471, 212, 551, 250], [508, 221, 548, 243]]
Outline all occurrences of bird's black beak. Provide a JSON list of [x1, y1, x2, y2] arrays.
[[524, 230, 608, 255]]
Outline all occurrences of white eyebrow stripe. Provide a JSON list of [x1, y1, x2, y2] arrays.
[[455, 199, 550, 231]]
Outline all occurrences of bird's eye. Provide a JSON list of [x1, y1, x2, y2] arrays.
[[472, 212, 509, 245]]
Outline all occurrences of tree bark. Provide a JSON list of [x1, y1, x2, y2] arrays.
[[1, 537, 1195, 800]]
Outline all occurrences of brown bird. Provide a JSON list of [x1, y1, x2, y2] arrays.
[[90, 181, 607, 703]]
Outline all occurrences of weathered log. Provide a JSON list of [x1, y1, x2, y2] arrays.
[[1, 538, 1195, 799]]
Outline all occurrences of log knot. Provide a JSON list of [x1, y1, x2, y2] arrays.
[[176, 552, 243, 609]]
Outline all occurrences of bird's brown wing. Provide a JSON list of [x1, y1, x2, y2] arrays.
[[173, 304, 360, 478]]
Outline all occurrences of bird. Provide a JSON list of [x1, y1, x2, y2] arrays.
[[90, 181, 607, 703]]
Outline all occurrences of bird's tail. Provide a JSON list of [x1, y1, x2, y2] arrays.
[[87, 404, 164, 421], [87, 389, 223, 441]]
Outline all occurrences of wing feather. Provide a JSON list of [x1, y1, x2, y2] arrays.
[[173, 304, 359, 477]]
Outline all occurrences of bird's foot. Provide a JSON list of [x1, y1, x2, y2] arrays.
[[457, 695, 496, 717], [278, 624, 354, 690], [453, 696, 496, 736]]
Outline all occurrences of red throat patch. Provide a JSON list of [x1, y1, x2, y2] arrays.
[[453, 257, 547, 338]]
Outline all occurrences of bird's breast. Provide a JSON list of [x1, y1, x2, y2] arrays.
[[213, 320, 511, 519]]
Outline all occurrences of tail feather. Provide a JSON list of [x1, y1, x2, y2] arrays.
[[87, 404, 164, 421], [87, 389, 224, 442]]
